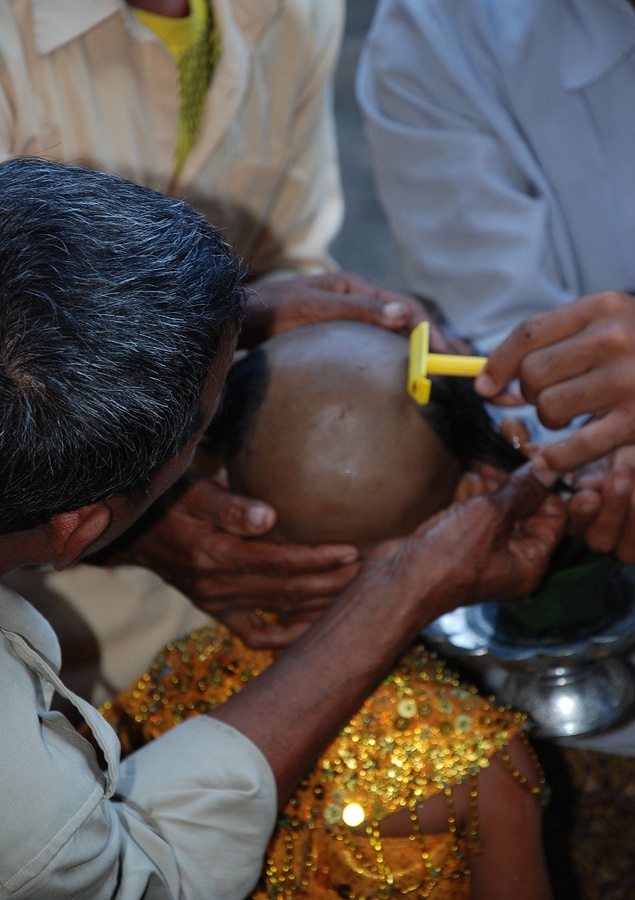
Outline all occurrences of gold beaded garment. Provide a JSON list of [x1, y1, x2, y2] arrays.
[[102, 622, 545, 899]]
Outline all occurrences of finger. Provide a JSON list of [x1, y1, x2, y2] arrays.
[[174, 476, 278, 536], [193, 560, 361, 608], [578, 470, 635, 553], [208, 487, 277, 536], [298, 272, 435, 334], [529, 362, 635, 431], [500, 418, 532, 454], [477, 292, 635, 398], [217, 609, 312, 649], [475, 296, 613, 398], [512, 320, 632, 407], [275, 561, 361, 601], [615, 503, 635, 563], [570, 454, 613, 486], [203, 536, 361, 577], [313, 271, 410, 303], [453, 471, 488, 501], [535, 410, 635, 472], [308, 290, 416, 331], [613, 444, 635, 469], [406, 304, 449, 351], [566, 487, 604, 535], [491, 461, 552, 521], [241, 619, 312, 649], [477, 387, 528, 407], [501, 486, 568, 592], [339, 280, 450, 345]]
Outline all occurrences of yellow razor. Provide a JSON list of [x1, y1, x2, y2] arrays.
[[408, 321, 488, 405]]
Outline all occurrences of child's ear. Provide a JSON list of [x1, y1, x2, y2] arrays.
[[453, 461, 507, 501], [46, 503, 113, 570]]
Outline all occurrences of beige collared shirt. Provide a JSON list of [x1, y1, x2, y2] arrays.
[[0, 0, 346, 711], [0, 583, 277, 899], [0, 0, 344, 279]]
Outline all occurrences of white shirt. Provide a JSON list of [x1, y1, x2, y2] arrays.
[[0, 584, 276, 899], [357, 0, 635, 354]]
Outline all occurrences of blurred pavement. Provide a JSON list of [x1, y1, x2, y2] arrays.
[[331, 1, 407, 292]]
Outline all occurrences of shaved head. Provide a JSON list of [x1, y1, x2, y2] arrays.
[[212, 322, 465, 548]]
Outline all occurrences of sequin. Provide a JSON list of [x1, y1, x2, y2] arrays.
[[397, 698, 417, 719], [102, 621, 547, 899]]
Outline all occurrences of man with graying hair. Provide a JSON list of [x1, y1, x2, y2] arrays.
[[0, 0, 445, 685], [0, 156, 564, 898]]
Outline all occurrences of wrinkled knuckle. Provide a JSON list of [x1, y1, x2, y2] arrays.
[[218, 502, 249, 531], [279, 586, 303, 606], [535, 392, 568, 430], [598, 318, 635, 356], [188, 546, 214, 570], [593, 290, 631, 317], [514, 312, 545, 345], [517, 352, 545, 389]]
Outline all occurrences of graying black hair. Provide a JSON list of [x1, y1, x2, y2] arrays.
[[0, 157, 246, 534]]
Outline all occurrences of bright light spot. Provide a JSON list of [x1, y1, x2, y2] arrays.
[[342, 802, 365, 827], [556, 695, 575, 716]]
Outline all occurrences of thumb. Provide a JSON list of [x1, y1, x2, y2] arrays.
[[203, 480, 277, 537], [491, 461, 553, 522], [315, 292, 414, 331], [219, 609, 311, 649]]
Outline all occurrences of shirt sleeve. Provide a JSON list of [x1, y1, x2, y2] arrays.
[[357, 0, 576, 353], [113, 717, 277, 900], [0, 650, 276, 900]]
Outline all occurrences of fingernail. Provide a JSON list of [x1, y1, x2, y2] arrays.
[[381, 301, 407, 321], [577, 494, 601, 514], [248, 506, 274, 529], [340, 551, 360, 565], [474, 372, 496, 396], [530, 456, 559, 489], [614, 474, 633, 496]]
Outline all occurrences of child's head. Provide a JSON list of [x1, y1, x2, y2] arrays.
[[206, 322, 523, 550]]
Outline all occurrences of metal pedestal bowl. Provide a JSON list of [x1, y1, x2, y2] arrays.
[[423, 568, 635, 738]]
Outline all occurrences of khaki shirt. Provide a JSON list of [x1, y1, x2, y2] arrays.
[[0, 0, 344, 279], [0, 583, 277, 899], [0, 0, 345, 708]]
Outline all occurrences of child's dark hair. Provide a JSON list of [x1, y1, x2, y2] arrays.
[[203, 349, 526, 474], [423, 375, 526, 472]]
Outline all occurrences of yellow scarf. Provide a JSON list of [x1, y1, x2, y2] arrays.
[[134, 0, 220, 174]]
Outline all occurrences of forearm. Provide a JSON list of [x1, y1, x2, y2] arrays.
[[209, 547, 455, 805], [210, 468, 564, 805]]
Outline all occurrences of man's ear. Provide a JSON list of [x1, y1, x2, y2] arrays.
[[46, 503, 113, 570], [453, 461, 507, 501]]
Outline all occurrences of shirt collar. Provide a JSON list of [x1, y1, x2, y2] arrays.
[[32, 0, 139, 54], [562, 0, 635, 89], [0, 581, 61, 673], [32, 0, 282, 55]]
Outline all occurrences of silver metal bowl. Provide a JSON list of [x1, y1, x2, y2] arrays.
[[423, 567, 635, 738]]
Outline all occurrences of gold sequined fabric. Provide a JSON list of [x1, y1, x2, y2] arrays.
[[103, 623, 540, 898]]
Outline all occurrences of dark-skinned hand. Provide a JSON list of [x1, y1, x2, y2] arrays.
[[242, 271, 455, 350], [95, 473, 361, 648]]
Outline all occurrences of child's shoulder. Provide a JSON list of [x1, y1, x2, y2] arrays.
[[312, 641, 526, 822]]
